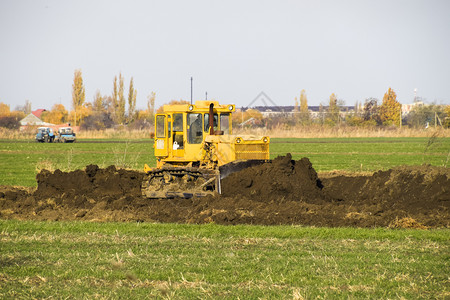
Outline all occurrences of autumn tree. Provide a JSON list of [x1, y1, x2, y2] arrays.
[[93, 90, 104, 112], [81, 92, 115, 130], [112, 76, 119, 120], [0, 102, 24, 129], [156, 100, 189, 113], [118, 74, 125, 124], [299, 89, 310, 124], [41, 104, 68, 124], [147, 92, 156, 118], [0, 102, 10, 116], [72, 69, 85, 126], [379, 87, 402, 126], [327, 93, 339, 124], [11, 110, 25, 121], [69, 103, 92, 127], [111, 73, 126, 124], [443, 105, 450, 128], [294, 97, 299, 112], [127, 77, 137, 123]]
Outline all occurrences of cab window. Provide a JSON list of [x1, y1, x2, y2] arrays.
[[204, 113, 218, 132], [187, 113, 203, 144], [172, 113, 184, 149], [220, 113, 230, 134], [173, 114, 183, 131], [156, 115, 166, 138]]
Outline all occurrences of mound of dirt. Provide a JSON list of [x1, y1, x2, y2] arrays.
[[222, 153, 327, 204], [0, 155, 448, 228], [34, 165, 143, 200]]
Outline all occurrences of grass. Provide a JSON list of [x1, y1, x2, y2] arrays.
[[0, 139, 155, 186], [0, 135, 448, 298], [1, 136, 448, 186], [0, 220, 448, 299], [272, 137, 450, 172]]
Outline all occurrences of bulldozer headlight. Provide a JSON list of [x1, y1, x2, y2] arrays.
[[263, 137, 268, 143], [188, 105, 194, 111], [228, 105, 234, 111], [235, 137, 241, 143]]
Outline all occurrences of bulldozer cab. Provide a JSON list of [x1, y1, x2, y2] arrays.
[[144, 100, 269, 198], [154, 101, 233, 167]]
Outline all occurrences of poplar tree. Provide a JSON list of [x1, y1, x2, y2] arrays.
[[112, 73, 126, 124], [112, 76, 119, 118], [93, 90, 104, 112], [328, 93, 339, 123], [127, 77, 137, 123], [147, 92, 156, 120], [299, 89, 310, 123], [294, 97, 299, 124], [117, 73, 125, 124], [72, 69, 85, 125]]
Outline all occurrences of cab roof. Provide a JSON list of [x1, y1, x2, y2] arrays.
[[162, 101, 235, 113]]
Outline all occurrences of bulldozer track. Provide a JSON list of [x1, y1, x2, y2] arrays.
[[141, 166, 219, 199]]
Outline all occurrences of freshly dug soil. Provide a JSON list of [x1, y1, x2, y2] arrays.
[[1, 155, 448, 228]]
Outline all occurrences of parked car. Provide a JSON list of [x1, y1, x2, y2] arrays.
[[55, 127, 76, 143], [35, 127, 55, 143]]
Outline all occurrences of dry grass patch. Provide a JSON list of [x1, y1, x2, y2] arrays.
[[388, 217, 428, 229]]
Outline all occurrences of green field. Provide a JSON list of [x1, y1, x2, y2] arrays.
[[0, 137, 449, 298], [0, 220, 448, 299], [0, 139, 153, 186], [0, 137, 449, 186]]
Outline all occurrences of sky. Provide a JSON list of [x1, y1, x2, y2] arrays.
[[1, 0, 449, 112]]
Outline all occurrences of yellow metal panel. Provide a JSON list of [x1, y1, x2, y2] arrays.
[[216, 141, 236, 166], [235, 143, 270, 160]]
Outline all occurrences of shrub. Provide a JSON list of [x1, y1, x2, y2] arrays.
[[0, 116, 20, 129]]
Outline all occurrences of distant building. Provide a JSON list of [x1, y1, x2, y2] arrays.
[[31, 109, 47, 118], [19, 109, 54, 129], [401, 101, 424, 114], [241, 105, 355, 119]]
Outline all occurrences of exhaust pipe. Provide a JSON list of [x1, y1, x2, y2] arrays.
[[209, 103, 215, 135]]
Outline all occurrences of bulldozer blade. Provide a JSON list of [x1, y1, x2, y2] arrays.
[[219, 159, 268, 180]]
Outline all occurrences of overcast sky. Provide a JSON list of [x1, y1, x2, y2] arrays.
[[1, 0, 449, 111]]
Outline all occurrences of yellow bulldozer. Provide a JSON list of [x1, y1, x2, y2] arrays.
[[141, 100, 270, 198]]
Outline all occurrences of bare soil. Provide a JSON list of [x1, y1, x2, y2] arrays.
[[1, 154, 449, 228]]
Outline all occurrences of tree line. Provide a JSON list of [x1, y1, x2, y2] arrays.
[[68, 69, 156, 130], [0, 70, 156, 130], [235, 88, 450, 129], [0, 70, 449, 130]]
